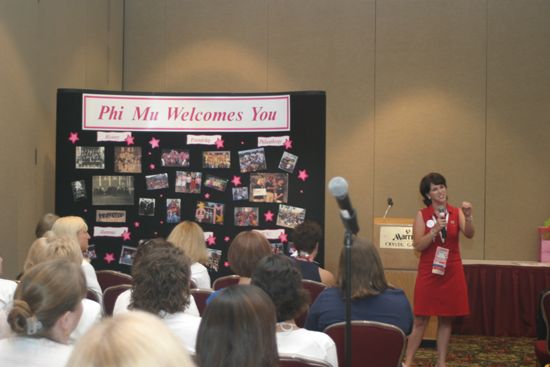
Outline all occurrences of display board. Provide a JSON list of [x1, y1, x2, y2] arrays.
[[55, 89, 325, 279]]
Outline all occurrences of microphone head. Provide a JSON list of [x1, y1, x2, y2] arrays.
[[438, 206, 446, 216], [328, 176, 349, 199], [387, 197, 393, 206]]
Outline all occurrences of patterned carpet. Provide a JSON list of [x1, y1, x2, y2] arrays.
[[412, 335, 537, 367]]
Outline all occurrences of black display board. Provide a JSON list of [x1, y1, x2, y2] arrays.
[[56, 89, 325, 279]]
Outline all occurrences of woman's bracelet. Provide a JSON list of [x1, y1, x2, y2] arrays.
[[465, 216, 473, 222]]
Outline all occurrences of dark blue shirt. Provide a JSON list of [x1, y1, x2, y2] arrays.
[[304, 287, 413, 335]]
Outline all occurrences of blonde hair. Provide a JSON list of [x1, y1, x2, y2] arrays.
[[23, 236, 50, 274], [167, 221, 208, 264], [52, 216, 88, 240], [67, 311, 195, 367], [8, 259, 86, 339], [44, 235, 83, 266]]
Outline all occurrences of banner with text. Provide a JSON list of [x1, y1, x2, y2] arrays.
[[83, 94, 290, 132]]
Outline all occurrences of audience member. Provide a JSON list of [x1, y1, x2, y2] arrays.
[[52, 216, 102, 302], [35, 213, 59, 238], [130, 244, 201, 353], [113, 238, 199, 317], [42, 235, 102, 343], [206, 230, 272, 304], [291, 220, 335, 286], [0, 259, 86, 367], [196, 285, 278, 367], [22, 236, 51, 275], [305, 237, 413, 335], [66, 311, 195, 367], [252, 254, 338, 367], [167, 221, 211, 288]]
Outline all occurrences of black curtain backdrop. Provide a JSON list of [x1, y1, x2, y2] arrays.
[[55, 89, 326, 280]]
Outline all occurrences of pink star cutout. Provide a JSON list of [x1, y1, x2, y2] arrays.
[[284, 139, 293, 150], [104, 253, 115, 264], [298, 169, 309, 182], [83, 209, 88, 213], [149, 163, 156, 170], [224, 236, 231, 242], [224, 261, 230, 267], [121, 230, 131, 241], [207, 235, 217, 246], [125, 135, 135, 146], [133, 221, 140, 228], [279, 232, 288, 243], [68, 132, 79, 144], [160, 220, 164, 224], [149, 137, 160, 149], [204, 193, 210, 199], [264, 210, 275, 222], [231, 175, 242, 187], [215, 138, 225, 149]]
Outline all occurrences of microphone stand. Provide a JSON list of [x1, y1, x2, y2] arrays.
[[344, 229, 353, 367], [338, 211, 357, 367]]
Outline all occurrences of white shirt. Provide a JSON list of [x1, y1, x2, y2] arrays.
[[161, 311, 202, 353], [81, 260, 103, 303], [0, 279, 17, 310], [191, 262, 211, 289], [113, 289, 200, 317], [0, 337, 73, 367], [277, 327, 339, 367], [69, 299, 102, 344]]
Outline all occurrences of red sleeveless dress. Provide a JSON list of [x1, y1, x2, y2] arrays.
[[413, 204, 469, 316]]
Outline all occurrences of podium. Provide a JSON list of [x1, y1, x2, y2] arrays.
[[374, 217, 438, 342]]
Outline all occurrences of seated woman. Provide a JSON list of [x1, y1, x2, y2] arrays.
[[41, 235, 102, 343], [129, 244, 201, 353], [0, 259, 86, 367], [196, 285, 278, 367], [66, 311, 194, 367], [305, 237, 413, 335], [113, 238, 199, 317], [167, 221, 211, 288], [206, 230, 272, 304], [35, 213, 59, 238], [291, 221, 335, 286], [252, 254, 338, 367], [52, 216, 102, 302]]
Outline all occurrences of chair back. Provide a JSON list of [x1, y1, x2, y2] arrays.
[[324, 320, 406, 367], [86, 289, 101, 303], [212, 275, 240, 290], [95, 270, 133, 290], [542, 290, 550, 352], [295, 279, 326, 328], [103, 284, 132, 316], [191, 288, 214, 316], [279, 355, 332, 367]]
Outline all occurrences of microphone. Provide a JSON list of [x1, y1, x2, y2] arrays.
[[383, 197, 394, 218], [438, 206, 447, 241], [328, 177, 359, 235]]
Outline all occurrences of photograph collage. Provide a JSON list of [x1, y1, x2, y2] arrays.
[[70, 139, 308, 270]]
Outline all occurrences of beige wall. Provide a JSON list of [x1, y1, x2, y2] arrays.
[[0, 0, 123, 278], [1, 0, 549, 279], [123, 0, 550, 276]]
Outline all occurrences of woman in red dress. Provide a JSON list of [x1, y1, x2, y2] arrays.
[[404, 173, 475, 367]]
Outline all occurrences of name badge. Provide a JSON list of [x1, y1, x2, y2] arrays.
[[432, 246, 449, 276]]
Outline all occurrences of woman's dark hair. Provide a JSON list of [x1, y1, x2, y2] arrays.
[[131, 238, 173, 276], [337, 237, 388, 299], [130, 245, 191, 314], [8, 259, 86, 338], [419, 172, 447, 206], [251, 254, 309, 322], [196, 285, 278, 367], [291, 220, 322, 253], [228, 231, 271, 277]]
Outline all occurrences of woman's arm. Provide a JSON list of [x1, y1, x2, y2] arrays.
[[459, 201, 475, 238], [412, 210, 443, 252]]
